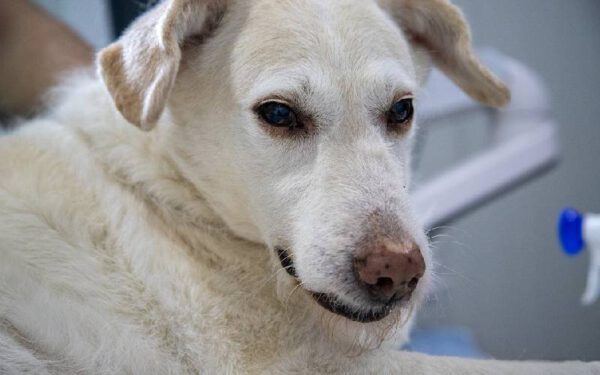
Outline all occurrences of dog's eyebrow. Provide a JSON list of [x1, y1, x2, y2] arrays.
[[360, 59, 418, 106], [243, 60, 417, 114], [244, 71, 314, 109], [365, 59, 416, 89]]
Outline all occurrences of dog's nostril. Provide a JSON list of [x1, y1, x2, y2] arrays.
[[375, 277, 394, 294], [353, 237, 425, 301]]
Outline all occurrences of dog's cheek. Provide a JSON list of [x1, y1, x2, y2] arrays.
[[253, 170, 311, 248]]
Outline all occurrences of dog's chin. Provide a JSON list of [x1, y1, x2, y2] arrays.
[[276, 248, 403, 323]]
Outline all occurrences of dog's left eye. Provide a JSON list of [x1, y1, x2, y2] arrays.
[[256, 101, 300, 129], [387, 98, 414, 128]]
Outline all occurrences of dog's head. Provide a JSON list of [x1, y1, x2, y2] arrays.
[[99, 0, 508, 333]]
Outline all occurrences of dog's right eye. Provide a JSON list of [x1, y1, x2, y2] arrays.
[[256, 102, 300, 129]]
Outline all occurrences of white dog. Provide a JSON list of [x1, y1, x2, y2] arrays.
[[0, 0, 596, 373]]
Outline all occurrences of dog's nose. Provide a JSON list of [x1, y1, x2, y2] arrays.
[[353, 239, 425, 302]]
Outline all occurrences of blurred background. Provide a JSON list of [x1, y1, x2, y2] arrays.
[[414, 0, 600, 362], [13, 0, 600, 362]]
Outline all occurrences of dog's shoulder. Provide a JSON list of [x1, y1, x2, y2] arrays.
[[0, 117, 106, 245], [0, 80, 185, 373], [0, 72, 144, 254]]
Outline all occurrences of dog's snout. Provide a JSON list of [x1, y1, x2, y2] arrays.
[[353, 239, 425, 302]]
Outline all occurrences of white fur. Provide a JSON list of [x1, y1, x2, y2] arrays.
[[0, 0, 597, 373]]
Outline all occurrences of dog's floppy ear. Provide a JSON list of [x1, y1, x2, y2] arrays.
[[98, 0, 225, 130], [381, 0, 510, 107]]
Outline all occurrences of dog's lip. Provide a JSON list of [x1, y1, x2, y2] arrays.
[[277, 247, 298, 278], [310, 292, 394, 323], [275, 247, 397, 323]]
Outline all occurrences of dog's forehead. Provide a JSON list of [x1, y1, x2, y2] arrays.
[[230, 0, 416, 99]]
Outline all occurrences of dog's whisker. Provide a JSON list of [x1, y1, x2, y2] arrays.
[[243, 266, 293, 301], [428, 233, 456, 241], [252, 268, 286, 292], [431, 262, 473, 282], [284, 281, 306, 304]]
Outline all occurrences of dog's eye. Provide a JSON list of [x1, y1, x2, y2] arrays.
[[256, 102, 299, 129], [388, 98, 414, 128]]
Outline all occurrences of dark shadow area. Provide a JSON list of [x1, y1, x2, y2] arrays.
[[110, 0, 152, 37]]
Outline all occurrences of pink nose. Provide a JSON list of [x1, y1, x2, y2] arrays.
[[353, 238, 425, 302]]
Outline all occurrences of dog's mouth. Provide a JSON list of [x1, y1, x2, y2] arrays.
[[276, 248, 396, 323]]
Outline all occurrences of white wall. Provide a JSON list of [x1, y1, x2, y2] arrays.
[[417, 0, 600, 361]]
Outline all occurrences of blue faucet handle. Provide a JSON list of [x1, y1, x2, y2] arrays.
[[558, 208, 585, 256]]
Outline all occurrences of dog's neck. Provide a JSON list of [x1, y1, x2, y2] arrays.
[[84, 117, 266, 268]]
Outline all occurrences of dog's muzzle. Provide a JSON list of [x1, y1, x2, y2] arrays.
[[276, 248, 405, 323]]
